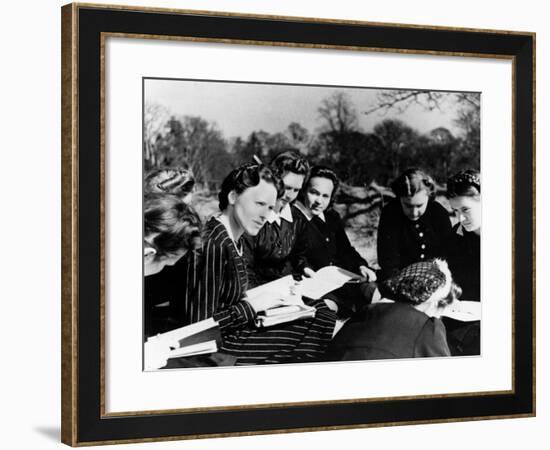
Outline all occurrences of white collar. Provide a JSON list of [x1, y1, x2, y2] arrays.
[[267, 203, 294, 225], [294, 201, 325, 222], [215, 215, 243, 255]]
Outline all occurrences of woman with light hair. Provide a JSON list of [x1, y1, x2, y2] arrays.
[[377, 168, 453, 280], [325, 259, 459, 361]]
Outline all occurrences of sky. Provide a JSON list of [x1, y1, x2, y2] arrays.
[[144, 78, 471, 141]]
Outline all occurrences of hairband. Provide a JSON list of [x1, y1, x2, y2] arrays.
[[451, 170, 480, 192]]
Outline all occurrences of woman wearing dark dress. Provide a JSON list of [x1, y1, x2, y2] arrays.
[[295, 166, 377, 317], [326, 259, 458, 361], [143, 167, 197, 336], [177, 163, 337, 365], [243, 151, 313, 287], [377, 168, 453, 280], [444, 169, 481, 356], [143, 194, 202, 338]]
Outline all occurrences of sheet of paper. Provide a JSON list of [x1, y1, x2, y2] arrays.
[[442, 300, 482, 322]]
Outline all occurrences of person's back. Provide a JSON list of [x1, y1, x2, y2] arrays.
[[326, 302, 450, 360], [324, 259, 457, 362]]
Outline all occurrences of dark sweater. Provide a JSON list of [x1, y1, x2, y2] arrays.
[[304, 209, 369, 273], [242, 204, 311, 288], [299, 207, 373, 316], [377, 199, 453, 280], [447, 224, 480, 301]]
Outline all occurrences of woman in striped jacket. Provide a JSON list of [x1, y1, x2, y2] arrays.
[[177, 163, 337, 365]]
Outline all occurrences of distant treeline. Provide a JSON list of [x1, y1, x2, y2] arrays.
[[144, 91, 480, 190]]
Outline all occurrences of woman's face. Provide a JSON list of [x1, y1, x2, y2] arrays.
[[304, 176, 334, 216], [277, 171, 305, 211], [231, 179, 278, 236], [449, 195, 481, 233], [400, 190, 430, 221]]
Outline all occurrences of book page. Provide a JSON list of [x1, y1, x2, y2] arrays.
[[299, 266, 361, 299]]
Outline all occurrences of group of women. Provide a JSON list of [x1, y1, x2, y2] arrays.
[[143, 152, 481, 367]]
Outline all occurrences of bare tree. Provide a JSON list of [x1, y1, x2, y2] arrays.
[[143, 102, 171, 169], [364, 90, 480, 117], [373, 119, 418, 180], [285, 122, 310, 153], [318, 92, 358, 135]]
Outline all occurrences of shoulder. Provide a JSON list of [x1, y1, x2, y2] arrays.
[[379, 200, 403, 230], [419, 317, 450, 348], [380, 199, 402, 218], [428, 200, 451, 218], [291, 204, 308, 222], [203, 219, 232, 253], [375, 302, 430, 326], [325, 208, 343, 224], [292, 201, 311, 221]]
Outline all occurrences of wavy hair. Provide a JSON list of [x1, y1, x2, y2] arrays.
[[218, 163, 283, 211], [390, 168, 436, 199], [144, 194, 202, 259], [270, 150, 310, 180]]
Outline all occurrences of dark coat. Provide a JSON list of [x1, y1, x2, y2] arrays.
[[377, 199, 453, 280], [304, 209, 369, 273], [443, 224, 481, 356], [301, 208, 373, 316], [447, 224, 480, 301], [325, 302, 451, 361]]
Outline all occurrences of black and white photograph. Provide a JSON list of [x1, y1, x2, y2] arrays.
[[142, 78, 481, 370]]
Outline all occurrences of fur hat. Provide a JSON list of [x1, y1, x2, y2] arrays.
[[381, 259, 456, 305]]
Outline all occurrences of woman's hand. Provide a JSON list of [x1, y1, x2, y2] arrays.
[[359, 265, 377, 282], [303, 267, 316, 278]]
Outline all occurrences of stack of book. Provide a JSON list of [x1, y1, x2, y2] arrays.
[[144, 318, 221, 370]]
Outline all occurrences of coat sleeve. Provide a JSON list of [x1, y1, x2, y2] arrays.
[[241, 233, 260, 288], [332, 211, 370, 272], [183, 239, 256, 332], [377, 205, 402, 279], [433, 201, 454, 261], [413, 318, 451, 357], [289, 212, 313, 276]]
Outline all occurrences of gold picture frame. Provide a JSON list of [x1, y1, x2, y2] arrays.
[[61, 2, 535, 445]]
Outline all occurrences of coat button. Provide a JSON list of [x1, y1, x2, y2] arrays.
[[326, 237, 330, 242], [419, 232, 424, 237], [420, 254, 425, 259], [421, 244, 426, 249]]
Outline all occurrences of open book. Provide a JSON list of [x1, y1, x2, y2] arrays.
[[144, 318, 220, 370], [246, 266, 362, 327], [298, 266, 363, 299]]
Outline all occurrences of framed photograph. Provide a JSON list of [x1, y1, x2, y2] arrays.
[[61, 2, 535, 446]]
